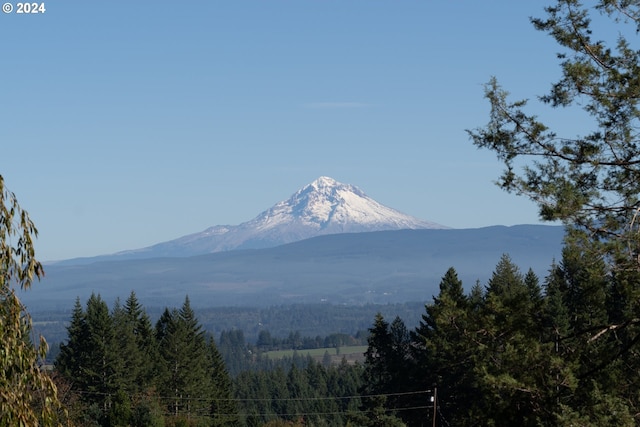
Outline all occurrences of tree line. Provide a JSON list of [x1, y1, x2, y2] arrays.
[[54, 292, 238, 426], [51, 291, 373, 426], [50, 246, 640, 426], [230, 250, 640, 426], [36, 302, 425, 351], [360, 248, 640, 426]]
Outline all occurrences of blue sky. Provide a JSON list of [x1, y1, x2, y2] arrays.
[[1, 1, 575, 261]]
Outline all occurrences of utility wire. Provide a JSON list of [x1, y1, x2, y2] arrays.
[[147, 404, 435, 420], [66, 387, 434, 421], [69, 387, 431, 403]]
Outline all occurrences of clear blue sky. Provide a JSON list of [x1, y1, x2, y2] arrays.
[[1, 1, 574, 261]]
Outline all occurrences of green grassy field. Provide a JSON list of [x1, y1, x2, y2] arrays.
[[264, 345, 367, 361]]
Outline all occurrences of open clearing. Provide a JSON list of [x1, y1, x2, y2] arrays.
[[264, 345, 367, 364]]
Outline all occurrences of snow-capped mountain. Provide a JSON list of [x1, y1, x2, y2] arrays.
[[85, 177, 448, 261]]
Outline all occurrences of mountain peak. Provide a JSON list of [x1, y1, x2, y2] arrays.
[[300, 176, 360, 197], [111, 177, 449, 259], [273, 176, 443, 231], [311, 176, 338, 187], [285, 177, 367, 221]]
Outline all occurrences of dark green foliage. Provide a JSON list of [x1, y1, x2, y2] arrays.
[[218, 329, 252, 375], [56, 297, 88, 382], [37, 302, 426, 354], [57, 294, 137, 424], [412, 267, 474, 425], [207, 338, 239, 426], [51, 253, 640, 425], [196, 302, 426, 344], [461, 1, 640, 423], [234, 357, 364, 426], [346, 394, 407, 427], [156, 297, 212, 418], [467, 0, 640, 382], [112, 298, 140, 395], [541, 241, 640, 424], [56, 293, 238, 426], [356, 249, 640, 426], [467, 0, 640, 264], [362, 313, 393, 395], [124, 291, 159, 389], [361, 314, 418, 425], [83, 294, 119, 408], [471, 256, 554, 425]]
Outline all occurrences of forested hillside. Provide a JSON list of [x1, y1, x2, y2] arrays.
[[50, 248, 640, 426], [359, 253, 640, 425], [37, 302, 427, 351]]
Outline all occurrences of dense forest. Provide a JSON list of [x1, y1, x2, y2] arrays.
[[47, 246, 640, 426], [37, 302, 427, 351], [49, 290, 381, 426], [5, 0, 640, 425], [54, 293, 238, 426]]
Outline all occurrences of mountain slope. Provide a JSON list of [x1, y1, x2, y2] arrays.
[[62, 177, 447, 264], [24, 225, 565, 311]]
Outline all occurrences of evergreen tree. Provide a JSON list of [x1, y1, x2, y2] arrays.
[[542, 261, 571, 347], [468, 280, 484, 313], [124, 291, 158, 390], [468, 0, 640, 270], [362, 313, 393, 396], [207, 337, 239, 426], [177, 296, 212, 415], [234, 370, 272, 426], [361, 313, 412, 423], [111, 298, 139, 397], [156, 296, 236, 424], [473, 256, 568, 425], [541, 259, 582, 420], [543, 242, 640, 423], [57, 294, 162, 426], [467, 4, 640, 420], [56, 297, 88, 384], [83, 293, 119, 415], [385, 316, 419, 424], [155, 307, 173, 344], [347, 396, 407, 427], [157, 306, 192, 417], [333, 357, 363, 414], [57, 293, 241, 426], [524, 267, 545, 322], [407, 259, 578, 425], [558, 239, 609, 337], [218, 329, 250, 376], [57, 293, 119, 423], [412, 267, 474, 426]]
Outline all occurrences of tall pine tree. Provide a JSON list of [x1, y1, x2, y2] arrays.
[[412, 267, 473, 426]]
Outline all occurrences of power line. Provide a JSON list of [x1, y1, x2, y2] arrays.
[[233, 389, 432, 403], [139, 404, 435, 421], [69, 387, 432, 404], [66, 387, 435, 422]]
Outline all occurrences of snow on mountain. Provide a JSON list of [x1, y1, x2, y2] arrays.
[[251, 176, 444, 231], [115, 176, 449, 259]]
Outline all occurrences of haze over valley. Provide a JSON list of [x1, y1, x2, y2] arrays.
[[22, 177, 564, 313]]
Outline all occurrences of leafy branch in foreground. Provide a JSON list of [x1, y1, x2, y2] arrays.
[[0, 175, 69, 426]]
